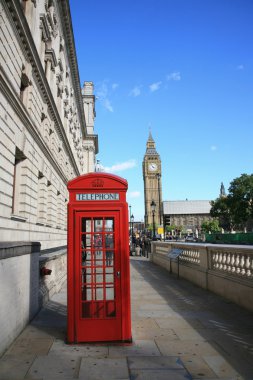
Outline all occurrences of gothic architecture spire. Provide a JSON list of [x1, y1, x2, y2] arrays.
[[220, 182, 226, 198]]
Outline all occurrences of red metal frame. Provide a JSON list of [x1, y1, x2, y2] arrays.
[[67, 173, 131, 343]]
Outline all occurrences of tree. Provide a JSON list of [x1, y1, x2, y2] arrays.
[[210, 197, 232, 231], [227, 174, 253, 228], [210, 173, 253, 231], [201, 219, 220, 233]]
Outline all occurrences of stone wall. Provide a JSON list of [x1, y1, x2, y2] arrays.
[[0, 242, 67, 357], [151, 241, 253, 312], [39, 247, 67, 307], [0, 242, 40, 356]]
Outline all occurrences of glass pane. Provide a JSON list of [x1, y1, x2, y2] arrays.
[[94, 219, 103, 232], [105, 234, 114, 266], [106, 286, 114, 300], [82, 218, 91, 232], [105, 219, 114, 231], [81, 250, 88, 265], [94, 234, 103, 254], [82, 234, 91, 249], [95, 286, 104, 300]]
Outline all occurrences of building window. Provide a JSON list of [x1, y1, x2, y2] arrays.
[[12, 147, 26, 219], [20, 70, 30, 102]]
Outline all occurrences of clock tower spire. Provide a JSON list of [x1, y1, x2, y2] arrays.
[[142, 132, 162, 229]]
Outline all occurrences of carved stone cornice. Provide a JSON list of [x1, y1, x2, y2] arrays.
[[84, 134, 99, 154], [0, 63, 68, 183], [57, 0, 88, 138], [40, 14, 50, 42], [3, 0, 81, 176], [45, 47, 57, 69]]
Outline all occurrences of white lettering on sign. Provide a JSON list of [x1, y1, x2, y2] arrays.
[[76, 193, 120, 201]]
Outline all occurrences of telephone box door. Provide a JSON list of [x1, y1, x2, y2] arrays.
[[75, 211, 122, 342]]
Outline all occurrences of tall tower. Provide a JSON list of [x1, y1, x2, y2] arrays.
[[220, 182, 226, 198], [82, 81, 98, 173], [142, 132, 162, 228]]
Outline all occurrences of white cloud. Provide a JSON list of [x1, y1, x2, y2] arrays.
[[103, 98, 113, 112], [104, 159, 137, 173], [167, 71, 181, 81], [211, 145, 217, 151], [96, 80, 114, 112], [128, 191, 141, 198], [129, 85, 141, 97], [112, 83, 119, 90], [237, 64, 244, 70], [149, 81, 162, 92], [96, 81, 108, 98]]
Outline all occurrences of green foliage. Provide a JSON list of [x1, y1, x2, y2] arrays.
[[165, 225, 183, 233], [210, 197, 232, 230], [210, 173, 253, 230], [201, 219, 220, 233]]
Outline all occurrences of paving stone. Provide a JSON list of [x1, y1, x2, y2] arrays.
[[203, 355, 240, 378], [155, 317, 204, 329], [25, 354, 80, 379], [137, 309, 177, 318], [155, 339, 219, 357], [79, 357, 129, 380], [109, 340, 161, 357], [0, 354, 35, 380], [129, 369, 191, 380], [49, 340, 109, 357], [16, 326, 53, 340], [180, 355, 218, 379], [127, 355, 184, 370], [132, 317, 159, 330], [6, 337, 54, 356], [173, 328, 211, 342], [132, 326, 178, 340]]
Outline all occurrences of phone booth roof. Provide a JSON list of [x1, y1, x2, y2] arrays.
[[68, 173, 128, 203]]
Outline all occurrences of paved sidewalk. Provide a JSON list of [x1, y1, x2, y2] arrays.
[[1, 256, 253, 379]]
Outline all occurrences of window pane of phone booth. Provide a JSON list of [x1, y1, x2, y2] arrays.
[[94, 219, 103, 232], [80, 217, 116, 319], [82, 218, 91, 233], [105, 218, 113, 231]]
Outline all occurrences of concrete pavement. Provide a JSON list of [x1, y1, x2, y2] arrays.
[[1, 256, 253, 379]]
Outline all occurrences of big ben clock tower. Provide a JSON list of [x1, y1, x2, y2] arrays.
[[142, 132, 162, 228]]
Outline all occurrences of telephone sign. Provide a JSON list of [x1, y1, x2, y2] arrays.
[[67, 173, 132, 343]]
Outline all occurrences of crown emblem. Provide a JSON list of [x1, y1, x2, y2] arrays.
[[91, 179, 104, 187]]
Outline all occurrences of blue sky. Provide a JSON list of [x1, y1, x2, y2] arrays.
[[69, 0, 253, 221]]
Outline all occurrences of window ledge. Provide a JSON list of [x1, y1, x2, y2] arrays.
[[11, 214, 27, 222]]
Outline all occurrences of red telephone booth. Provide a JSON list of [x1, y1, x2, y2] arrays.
[[67, 173, 132, 343]]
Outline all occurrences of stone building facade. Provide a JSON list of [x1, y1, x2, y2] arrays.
[[163, 200, 212, 233], [0, 0, 98, 250]]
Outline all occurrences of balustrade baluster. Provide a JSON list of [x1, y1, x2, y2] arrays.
[[240, 254, 246, 276], [214, 252, 219, 269], [235, 254, 241, 274], [227, 253, 231, 272], [231, 253, 235, 273], [223, 252, 227, 271], [218, 252, 223, 270], [245, 255, 251, 277]]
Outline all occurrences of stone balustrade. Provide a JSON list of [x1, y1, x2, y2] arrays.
[[151, 241, 253, 312]]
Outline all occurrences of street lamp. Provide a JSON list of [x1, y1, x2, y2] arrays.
[[150, 200, 156, 240], [156, 173, 161, 225], [131, 214, 134, 242]]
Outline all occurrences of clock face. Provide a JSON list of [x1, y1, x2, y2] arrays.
[[148, 162, 157, 171]]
